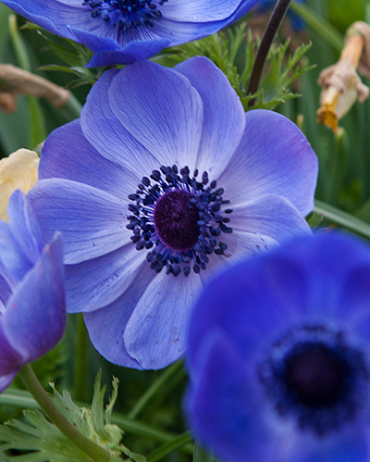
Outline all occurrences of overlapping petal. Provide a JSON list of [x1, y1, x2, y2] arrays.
[[0, 190, 66, 392], [218, 110, 318, 216]]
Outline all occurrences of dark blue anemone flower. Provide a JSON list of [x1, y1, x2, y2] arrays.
[[28, 57, 317, 370], [186, 232, 370, 462], [1, 0, 259, 67], [0, 190, 65, 392]]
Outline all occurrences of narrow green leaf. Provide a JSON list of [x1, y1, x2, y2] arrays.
[[192, 441, 214, 462], [314, 200, 370, 239], [290, 1, 344, 52]]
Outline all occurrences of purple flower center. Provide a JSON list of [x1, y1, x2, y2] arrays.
[[153, 190, 200, 252], [82, 0, 168, 32], [259, 325, 369, 435], [127, 165, 233, 277], [284, 343, 348, 409]]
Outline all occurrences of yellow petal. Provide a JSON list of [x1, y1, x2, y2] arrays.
[[0, 149, 39, 221]]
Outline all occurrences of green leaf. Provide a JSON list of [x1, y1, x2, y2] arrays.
[[161, 22, 313, 111], [192, 442, 214, 462], [0, 372, 146, 462], [314, 200, 370, 240]]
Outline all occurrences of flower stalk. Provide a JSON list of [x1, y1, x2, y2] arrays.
[[247, 0, 292, 105], [19, 364, 112, 462]]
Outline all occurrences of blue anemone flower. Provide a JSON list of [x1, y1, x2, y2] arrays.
[[28, 57, 317, 370], [0, 190, 65, 393], [1, 0, 259, 67], [186, 232, 370, 462]]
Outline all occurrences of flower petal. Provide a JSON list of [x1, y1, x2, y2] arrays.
[[175, 57, 245, 179], [225, 194, 312, 260], [28, 179, 130, 264], [109, 60, 203, 170], [65, 244, 145, 313], [3, 235, 66, 363], [162, 0, 250, 21], [218, 110, 318, 216], [84, 262, 157, 368], [186, 329, 272, 462], [80, 68, 159, 174], [39, 119, 137, 200], [7, 190, 44, 265], [124, 269, 203, 369]]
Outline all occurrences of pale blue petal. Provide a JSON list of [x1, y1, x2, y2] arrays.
[[125, 268, 203, 369], [175, 57, 245, 179], [217, 110, 318, 216], [28, 179, 130, 264], [40, 119, 138, 200], [109, 60, 203, 170]]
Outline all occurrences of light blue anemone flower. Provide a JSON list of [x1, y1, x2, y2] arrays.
[[0, 0, 260, 67], [28, 57, 317, 370], [0, 190, 65, 392], [186, 233, 370, 462]]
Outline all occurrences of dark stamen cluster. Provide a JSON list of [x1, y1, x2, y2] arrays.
[[258, 325, 369, 436], [126, 165, 233, 277], [82, 0, 168, 32]]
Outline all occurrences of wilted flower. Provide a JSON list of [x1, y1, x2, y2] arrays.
[[29, 57, 317, 369], [0, 190, 65, 392], [317, 22, 370, 133], [186, 232, 370, 462], [1, 0, 259, 67], [0, 149, 39, 221]]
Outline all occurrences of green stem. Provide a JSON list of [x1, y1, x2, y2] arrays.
[[127, 360, 184, 420], [246, 0, 292, 106], [74, 313, 89, 402], [147, 431, 192, 462], [19, 364, 112, 462]]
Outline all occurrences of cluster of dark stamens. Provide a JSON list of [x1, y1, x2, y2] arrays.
[[126, 165, 233, 277], [258, 325, 369, 436], [82, 0, 168, 31]]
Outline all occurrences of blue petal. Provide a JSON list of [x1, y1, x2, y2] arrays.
[[124, 268, 203, 369], [83, 261, 157, 368], [65, 244, 144, 314], [0, 324, 22, 381], [188, 241, 310, 369], [217, 110, 318, 216], [2, 234, 66, 363], [80, 69, 159, 174], [162, 0, 252, 21], [186, 329, 272, 462], [39, 119, 137, 201], [0, 1, 84, 39], [28, 178, 131, 264], [109, 60, 203, 171], [0, 221, 33, 284], [175, 57, 245, 179], [7, 190, 44, 265]]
